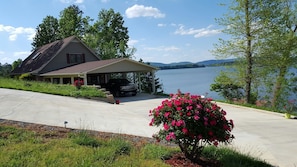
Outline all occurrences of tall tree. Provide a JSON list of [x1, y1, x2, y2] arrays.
[[58, 5, 88, 39], [256, 0, 297, 108], [212, 0, 263, 104], [86, 9, 129, 59], [31, 16, 59, 50]]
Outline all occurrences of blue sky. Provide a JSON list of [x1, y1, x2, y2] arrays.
[[0, 0, 229, 64]]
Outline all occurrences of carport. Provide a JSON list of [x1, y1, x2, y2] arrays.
[[40, 58, 158, 93]]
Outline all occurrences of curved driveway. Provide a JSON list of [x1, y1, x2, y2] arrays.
[[0, 88, 296, 167]]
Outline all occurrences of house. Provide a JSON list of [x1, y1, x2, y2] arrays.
[[11, 36, 158, 93]]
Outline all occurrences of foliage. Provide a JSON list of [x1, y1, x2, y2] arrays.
[[11, 59, 22, 71], [284, 99, 297, 114], [253, 0, 297, 108], [202, 146, 273, 167], [0, 77, 106, 98], [210, 71, 244, 101], [19, 73, 33, 80], [58, 5, 90, 39], [149, 91, 234, 162], [69, 131, 101, 147], [31, 6, 134, 60], [0, 63, 12, 77], [86, 8, 130, 59], [31, 15, 60, 50]]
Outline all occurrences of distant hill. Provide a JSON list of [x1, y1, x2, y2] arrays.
[[196, 59, 235, 66], [148, 59, 235, 69]]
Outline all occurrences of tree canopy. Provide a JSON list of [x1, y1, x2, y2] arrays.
[[31, 5, 132, 60], [212, 0, 297, 108]]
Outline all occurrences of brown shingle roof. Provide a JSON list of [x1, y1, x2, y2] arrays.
[[11, 36, 99, 75], [41, 58, 158, 76]]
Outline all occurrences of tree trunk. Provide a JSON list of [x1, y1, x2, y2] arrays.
[[271, 66, 287, 108], [244, 0, 253, 104]]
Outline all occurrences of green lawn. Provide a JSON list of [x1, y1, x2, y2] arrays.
[[0, 125, 274, 167]]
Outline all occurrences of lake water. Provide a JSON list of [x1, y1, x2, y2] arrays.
[[156, 66, 226, 100]]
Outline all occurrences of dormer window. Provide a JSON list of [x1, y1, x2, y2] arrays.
[[32, 52, 41, 60], [67, 53, 85, 64]]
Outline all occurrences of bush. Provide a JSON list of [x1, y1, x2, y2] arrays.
[[149, 91, 234, 162]]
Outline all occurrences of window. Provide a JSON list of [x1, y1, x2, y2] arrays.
[[67, 53, 85, 64]]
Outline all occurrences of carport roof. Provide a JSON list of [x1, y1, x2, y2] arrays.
[[40, 58, 158, 76]]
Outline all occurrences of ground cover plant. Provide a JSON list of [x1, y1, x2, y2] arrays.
[[0, 121, 273, 167], [0, 77, 106, 99]]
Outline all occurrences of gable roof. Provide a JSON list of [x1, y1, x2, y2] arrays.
[[11, 36, 99, 75], [41, 58, 158, 76]]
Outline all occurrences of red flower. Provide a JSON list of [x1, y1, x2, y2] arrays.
[[186, 112, 191, 116], [163, 123, 170, 131], [210, 120, 217, 126], [208, 131, 213, 136]]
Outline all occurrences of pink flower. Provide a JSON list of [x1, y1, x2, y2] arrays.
[[221, 110, 226, 115], [182, 128, 188, 134], [171, 120, 176, 126], [194, 115, 200, 120], [164, 112, 171, 118], [213, 141, 218, 147], [165, 132, 176, 141], [149, 118, 154, 126], [165, 135, 171, 141], [169, 132, 176, 139], [186, 105, 193, 110], [177, 107, 182, 111], [230, 119, 234, 128], [176, 120, 184, 127], [163, 123, 170, 131]]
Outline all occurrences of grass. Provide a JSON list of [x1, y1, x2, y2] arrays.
[[0, 77, 106, 98], [0, 125, 274, 167]]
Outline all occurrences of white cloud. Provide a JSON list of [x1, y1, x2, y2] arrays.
[[59, 0, 84, 3], [157, 23, 166, 27], [0, 24, 35, 41], [144, 46, 180, 52], [174, 25, 221, 38], [125, 4, 165, 18]]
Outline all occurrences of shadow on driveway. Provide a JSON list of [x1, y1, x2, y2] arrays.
[[115, 93, 167, 103]]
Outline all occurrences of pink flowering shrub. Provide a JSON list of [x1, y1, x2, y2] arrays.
[[74, 79, 84, 89], [149, 91, 234, 161]]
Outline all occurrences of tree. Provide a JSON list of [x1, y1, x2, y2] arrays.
[[31, 16, 59, 50], [86, 9, 129, 59], [12, 59, 22, 70], [0, 63, 12, 77], [255, 0, 297, 108], [213, 0, 270, 104], [58, 5, 89, 39]]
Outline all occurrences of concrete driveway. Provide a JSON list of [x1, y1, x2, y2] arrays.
[[0, 88, 296, 167]]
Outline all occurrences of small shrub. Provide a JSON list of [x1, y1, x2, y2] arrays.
[[149, 91, 234, 162]]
